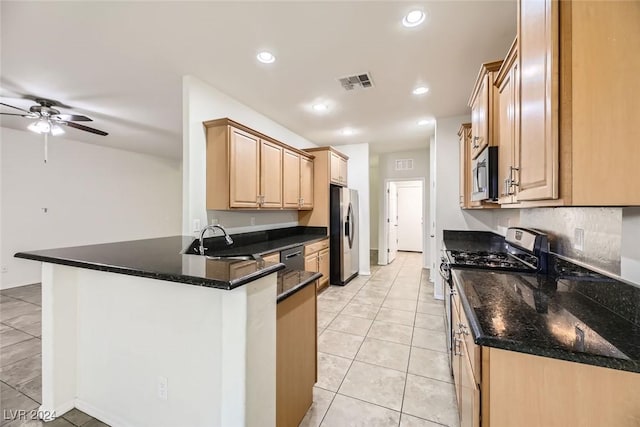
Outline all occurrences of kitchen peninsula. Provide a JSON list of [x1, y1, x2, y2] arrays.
[[15, 231, 323, 427]]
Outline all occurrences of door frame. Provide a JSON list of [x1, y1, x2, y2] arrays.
[[378, 177, 426, 266]]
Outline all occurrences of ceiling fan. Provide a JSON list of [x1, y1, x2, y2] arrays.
[[0, 97, 108, 136]]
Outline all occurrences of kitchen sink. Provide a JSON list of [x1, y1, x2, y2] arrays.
[[181, 240, 258, 260]]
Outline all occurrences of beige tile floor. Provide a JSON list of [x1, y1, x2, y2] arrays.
[[302, 252, 459, 427], [0, 284, 107, 427]]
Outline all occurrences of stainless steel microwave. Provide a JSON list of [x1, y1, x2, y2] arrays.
[[471, 146, 498, 202]]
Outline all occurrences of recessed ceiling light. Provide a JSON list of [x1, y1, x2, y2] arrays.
[[413, 86, 429, 95], [403, 10, 426, 28], [256, 51, 275, 64], [312, 103, 329, 112], [418, 119, 433, 126], [341, 128, 355, 136]]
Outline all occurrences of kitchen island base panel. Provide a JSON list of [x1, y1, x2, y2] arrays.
[[487, 347, 640, 427], [39, 263, 277, 427]]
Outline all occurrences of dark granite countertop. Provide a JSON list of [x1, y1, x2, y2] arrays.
[[444, 230, 640, 373], [15, 226, 328, 292], [15, 236, 286, 290]]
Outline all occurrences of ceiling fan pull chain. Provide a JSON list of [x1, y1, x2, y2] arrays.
[[44, 132, 48, 164]]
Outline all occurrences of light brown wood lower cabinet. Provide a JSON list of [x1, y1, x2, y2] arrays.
[[304, 238, 330, 291], [486, 347, 640, 427], [276, 282, 317, 427]]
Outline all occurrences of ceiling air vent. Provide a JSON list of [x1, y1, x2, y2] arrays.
[[338, 72, 374, 91], [395, 159, 414, 171]]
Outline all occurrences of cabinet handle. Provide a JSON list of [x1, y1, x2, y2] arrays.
[[509, 166, 520, 194], [472, 136, 480, 148], [453, 337, 462, 356]]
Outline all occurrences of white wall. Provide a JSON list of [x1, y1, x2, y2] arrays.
[[376, 148, 430, 269], [182, 75, 318, 236], [0, 127, 182, 289], [337, 143, 371, 276]]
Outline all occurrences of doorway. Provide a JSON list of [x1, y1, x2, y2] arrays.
[[384, 179, 424, 264]]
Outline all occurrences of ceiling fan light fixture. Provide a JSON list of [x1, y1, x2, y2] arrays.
[[28, 119, 51, 134], [50, 124, 65, 136]]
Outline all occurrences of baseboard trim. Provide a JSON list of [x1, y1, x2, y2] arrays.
[[75, 398, 135, 427]]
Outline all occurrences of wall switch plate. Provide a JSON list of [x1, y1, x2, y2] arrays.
[[211, 218, 219, 225], [1, 266, 7, 274], [193, 219, 201, 233], [157, 376, 168, 400], [250, 217, 256, 226], [574, 228, 585, 252]]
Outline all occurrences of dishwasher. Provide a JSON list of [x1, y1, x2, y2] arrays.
[[280, 245, 304, 271]]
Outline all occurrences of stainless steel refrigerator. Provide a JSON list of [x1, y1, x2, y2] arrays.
[[330, 185, 359, 285]]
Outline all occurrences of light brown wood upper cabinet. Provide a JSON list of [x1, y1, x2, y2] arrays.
[[517, 0, 558, 201], [283, 149, 314, 210], [229, 127, 261, 208], [300, 156, 314, 210], [283, 150, 301, 209], [458, 123, 471, 208], [260, 139, 283, 208], [513, 0, 640, 206], [330, 152, 348, 186], [495, 38, 519, 205], [204, 118, 314, 210], [299, 147, 349, 228], [469, 61, 502, 161]]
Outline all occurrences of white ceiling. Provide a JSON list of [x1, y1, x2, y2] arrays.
[[0, 1, 516, 159]]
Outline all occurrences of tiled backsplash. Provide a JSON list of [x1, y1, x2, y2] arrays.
[[519, 208, 623, 274]]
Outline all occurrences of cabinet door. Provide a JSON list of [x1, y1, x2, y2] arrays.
[[304, 253, 318, 273], [498, 59, 517, 205], [260, 140, 283, 208], [230, 127, 260, 208], [283, 149, 301, 209], [460, 351, 480, 427], [300, 156, 314, 210], [517, 0, 559, 201], [339, 157, 348, 186], [329, 152, 342, 185], [318, 248, 329, 289], [458, 128, 468, 208], [471, 75, 489, 160]]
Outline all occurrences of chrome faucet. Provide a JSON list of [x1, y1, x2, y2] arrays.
[[199, 224, 233, 255]]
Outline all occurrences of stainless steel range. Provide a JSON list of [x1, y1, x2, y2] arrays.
[[439, 227, 550, 370]]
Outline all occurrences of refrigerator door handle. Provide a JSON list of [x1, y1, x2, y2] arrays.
[[347, 202, 355, 249]]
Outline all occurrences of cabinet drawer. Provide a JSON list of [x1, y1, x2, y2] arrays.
[[262, 252, 280, 263], [304, 238, 329, 255]]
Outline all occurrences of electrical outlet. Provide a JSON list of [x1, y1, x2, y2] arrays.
[[1, 266, 7, 274], [250, 217, 256, 226], [193, 219, 201, 233], [157, 376, 168, 400], [574, 228, 585, 252], [211, 218, 219, 225]]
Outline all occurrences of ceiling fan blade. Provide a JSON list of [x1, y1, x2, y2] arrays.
[[54, 114, 93, 122], [0, 102, 31, 113], [61, 121, 108, 136], [0, 112, 34, 117]]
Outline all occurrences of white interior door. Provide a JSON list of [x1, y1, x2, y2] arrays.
[[397, 185, 423, 252], [387, 182, 398, 263]]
